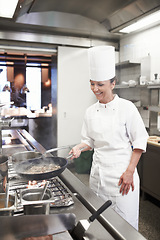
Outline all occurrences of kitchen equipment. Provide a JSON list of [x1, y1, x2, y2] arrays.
[[21, 188, 52, 201], [140, 76, 147, 85], [5, 182, 9, 208], [12, 151, 43, 164], [40, 181, 49, 200], [0, 155, 8, 193], [12, 146, 71, 164], [21, 188, 52, 215], [0, 155, 8, 173], [9, 177, 74, 211], [128, 79, 136, 87], [0, 193, 15, 216], [13, 146, 87, 181], [0, 213, 76, 239], [24, 202, 50, 215], [71, 200, 112, 240], [14, 156, 68, 180], [11, 146, 71, 180]]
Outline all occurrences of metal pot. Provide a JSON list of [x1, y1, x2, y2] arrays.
[[0, 155, 8, 193], [0, 193, 15, 216], [21, 188, 52, 215], [24, 203, 50, 215], [0, 155, 8, 176], [22, 188, 52, 201]]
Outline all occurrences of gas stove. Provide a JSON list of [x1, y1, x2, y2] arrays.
[[8, 157, 74, 214]]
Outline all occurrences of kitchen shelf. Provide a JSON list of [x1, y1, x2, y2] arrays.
[[115, 84, 160, 89], [116, 61, 140, 68], [148, 106, 160, 112], [147, 84, 160, 89]]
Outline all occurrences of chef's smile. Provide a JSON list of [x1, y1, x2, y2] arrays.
[[90, 80, 115, 104]]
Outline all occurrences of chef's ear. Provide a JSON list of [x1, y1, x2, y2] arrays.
[[110, 77, 117, 89], [110, 78, 116, 90], [112, 84, 115, 90]]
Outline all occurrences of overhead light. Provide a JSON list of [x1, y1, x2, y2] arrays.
[[120, 10, 160, 33], [0, 45, 57, 53], [0, 0, 19, 18]]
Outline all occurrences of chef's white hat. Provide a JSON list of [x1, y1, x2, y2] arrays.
[[88, 46, 115, 81]]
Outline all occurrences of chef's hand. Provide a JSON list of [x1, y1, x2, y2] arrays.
[[118, 170, 134, 195], [69, 146, 82, 160], [69, 144, 91, 160]]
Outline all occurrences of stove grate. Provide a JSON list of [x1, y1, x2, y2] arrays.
[[7, 159, 74, 213]]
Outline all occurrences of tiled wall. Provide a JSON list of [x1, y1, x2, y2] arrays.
[[120, 25, 160, 81], [116, 65, 141, 84], [118, 25, 160, 133]]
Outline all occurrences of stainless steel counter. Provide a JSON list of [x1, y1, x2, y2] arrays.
[[2, 129, 147, 240]]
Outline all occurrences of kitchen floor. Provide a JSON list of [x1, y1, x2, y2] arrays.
[[69, 168, 160, 240]]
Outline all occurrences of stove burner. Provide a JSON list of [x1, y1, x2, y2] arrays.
[[7, 158, 74, 214]]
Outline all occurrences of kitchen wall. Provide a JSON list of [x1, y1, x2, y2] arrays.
[[57, 46, 96, 147], [118, 24, 160, 133], [120, 24, 160, 81]]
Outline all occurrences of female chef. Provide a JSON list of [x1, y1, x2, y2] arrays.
[[69, 46, 149, 230]]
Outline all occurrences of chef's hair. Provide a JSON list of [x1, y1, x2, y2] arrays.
[[110, 76, 117, 83]]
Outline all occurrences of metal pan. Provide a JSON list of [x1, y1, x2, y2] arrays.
[[12, 145, 71, 164], [14, 156, 68, 181], [13, 146, 86, 180]]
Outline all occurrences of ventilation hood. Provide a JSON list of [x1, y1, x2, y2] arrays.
[[0, 0, 160, 43]]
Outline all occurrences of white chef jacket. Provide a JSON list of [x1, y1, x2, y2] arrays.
[[81, 94, 148, 196]]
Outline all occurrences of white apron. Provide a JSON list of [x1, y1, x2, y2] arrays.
[[81, 95, 147, 230], [88, 101, 135, 197], [81, 95, 148, 230]]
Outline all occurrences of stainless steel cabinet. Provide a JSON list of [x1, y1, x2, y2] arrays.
[[138, 143, 160, 201]]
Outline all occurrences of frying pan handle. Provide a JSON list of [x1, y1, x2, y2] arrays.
[[89, 200, 112, 222], [66, 146, 87, 159], [45, 145, 71, 154]]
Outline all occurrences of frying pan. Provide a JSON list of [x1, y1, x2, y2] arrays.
[[14, 156, 68, 181], [13, 146, 86, 181], [12, 146, 72, 181]]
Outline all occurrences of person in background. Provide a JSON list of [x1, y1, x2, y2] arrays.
[[11, 73, 29, 107], [69, 46, 148, 230]]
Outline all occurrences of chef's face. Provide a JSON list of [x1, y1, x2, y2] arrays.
[[90, 80, 115, 104]]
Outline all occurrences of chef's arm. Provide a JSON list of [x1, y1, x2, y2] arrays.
[[127, 148, 143, 173], [69, 143, 91, 160], [118, 148, 143, 195]]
